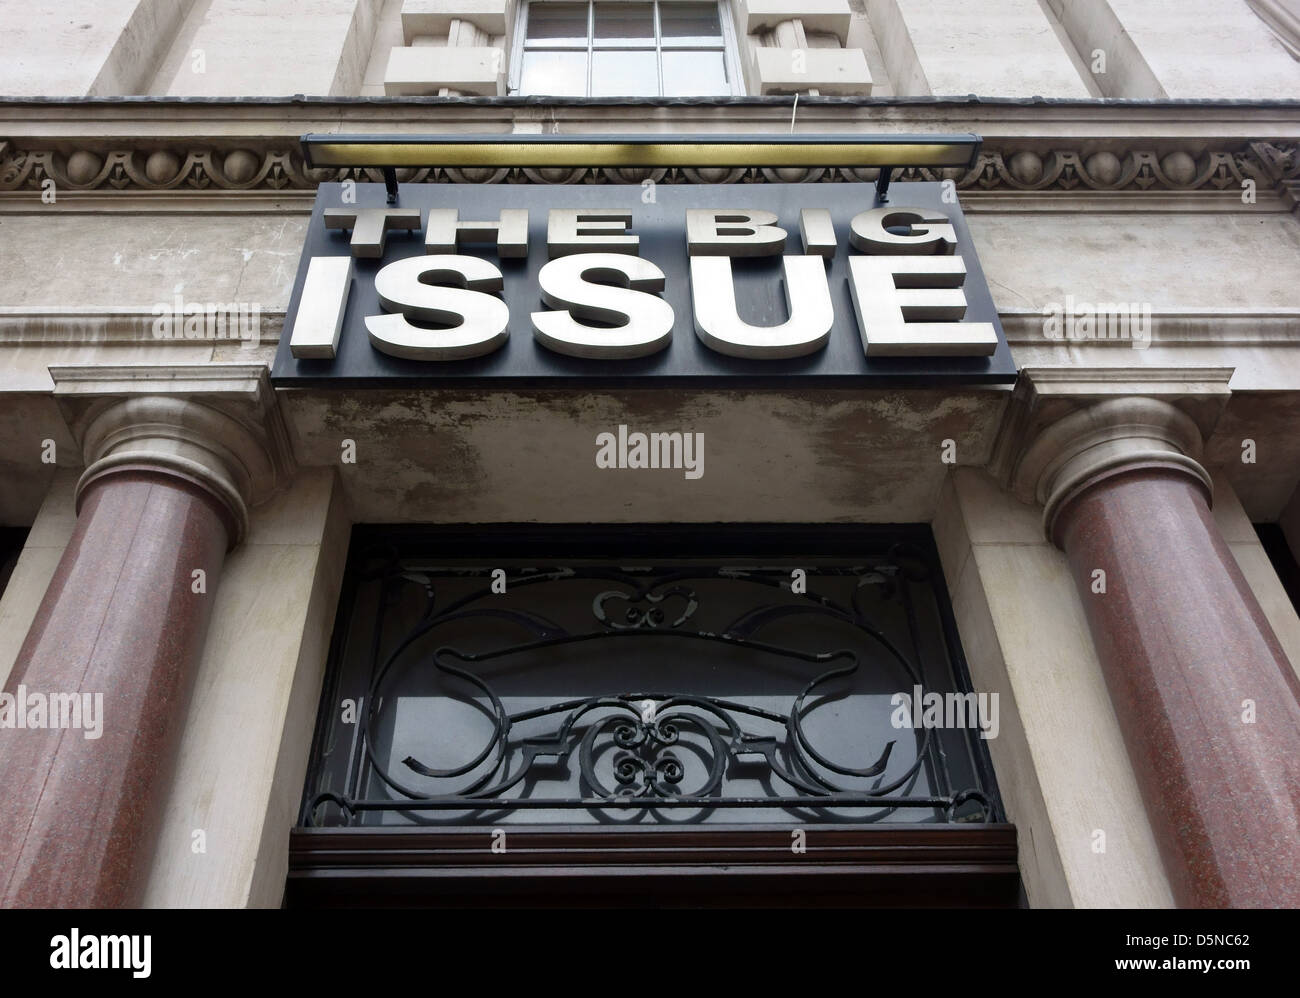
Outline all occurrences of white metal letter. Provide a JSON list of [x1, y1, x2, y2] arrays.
[[847, 256, 997, 356], [425, 209, 528, 258], [690, 255, 832, 358], [849, 207, 957, 255], [365, 255, 509, 360], [532, 253, 674, 359], [547, 209, 638, 258], [289, 256, 353, 358], [686, 209, 786, 257]]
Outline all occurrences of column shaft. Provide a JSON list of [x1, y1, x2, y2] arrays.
[[0, 471, 228, 907], [1054, 468, 1300, 907]]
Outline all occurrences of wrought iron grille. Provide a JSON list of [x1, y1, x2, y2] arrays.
[[300, 526, 1003, 828]]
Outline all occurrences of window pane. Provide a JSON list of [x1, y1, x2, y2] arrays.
[[593, 2, 654, 45], [525, 2, 589, 46], [591, 49, 659, 95], [662, 50, 728, 95], [520, 50, 588, 95], [661, 1, 722, 46]]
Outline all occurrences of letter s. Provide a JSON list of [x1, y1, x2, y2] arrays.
[[365, 255, 509, 360], [531, 253, 674, 359]]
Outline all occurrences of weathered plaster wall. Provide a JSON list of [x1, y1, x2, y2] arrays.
[[279, 386, 1007, 523]]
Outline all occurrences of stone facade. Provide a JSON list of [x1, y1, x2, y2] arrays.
[[1, 0, 1299, 909]]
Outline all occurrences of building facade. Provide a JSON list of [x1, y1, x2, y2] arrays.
[[1, 0, 1300, 909]]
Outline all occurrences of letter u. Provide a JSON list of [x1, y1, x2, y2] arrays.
[[690, 255, 833, 359]]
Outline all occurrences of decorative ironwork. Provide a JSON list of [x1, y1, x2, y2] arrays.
[[303, 540, 1000, 827]]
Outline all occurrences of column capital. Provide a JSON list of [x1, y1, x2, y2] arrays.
[[992, 366, 1231, 544], [48, 364, 296, 546], [1008, 395, 1212, 546]]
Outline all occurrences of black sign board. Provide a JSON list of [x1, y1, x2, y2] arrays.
[[270, 181, 1015, 387]]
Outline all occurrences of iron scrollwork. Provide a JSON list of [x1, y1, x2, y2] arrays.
[[307, 553, 995, 827]]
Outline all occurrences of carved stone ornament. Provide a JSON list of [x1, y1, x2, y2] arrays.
[[2, 139, 1296, 195]]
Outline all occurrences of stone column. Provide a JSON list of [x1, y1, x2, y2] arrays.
[[1012, 397, 1300, 907], [0, 369, 291, 907]]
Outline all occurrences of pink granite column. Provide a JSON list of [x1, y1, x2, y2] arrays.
[[0, 383, 284, 907], [1017, 397, 1300, 908], [0, 471, 231, 907]]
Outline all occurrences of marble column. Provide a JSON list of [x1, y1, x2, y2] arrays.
[[1013, 397, 1300, 907], [0, 384, 286, 907]]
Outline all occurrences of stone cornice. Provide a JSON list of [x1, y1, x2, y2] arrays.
[[0, 99, 1297, 201], [7, 308, 1298, 349], [2, 95, 1300, 134], [999, 309, 1300, 347], [0, 137, 1293, 201], [0, 308, 283, 345]]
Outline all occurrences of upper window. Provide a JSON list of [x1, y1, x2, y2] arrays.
[[511, 1, 742, 97]]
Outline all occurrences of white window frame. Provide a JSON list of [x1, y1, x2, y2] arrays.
[[508, 0, 744, 97]]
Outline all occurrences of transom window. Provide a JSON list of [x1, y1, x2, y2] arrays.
[[289, 526, 1017, 907], [299, 527, 1002, 829], [511, 1, 742, 97]]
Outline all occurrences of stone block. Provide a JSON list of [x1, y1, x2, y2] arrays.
[[383, 44, 504, 95], [739, 0, 853, 42], [751, 44, 871, 94], [400, 0, 510, 42]]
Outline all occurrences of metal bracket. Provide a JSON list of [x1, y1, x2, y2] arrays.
[[383, 166, 399, 204], [875, 165, 893, 203]]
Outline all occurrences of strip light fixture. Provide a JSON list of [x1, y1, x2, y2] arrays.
[[300, 132, 983, 203]]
